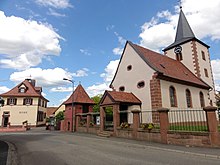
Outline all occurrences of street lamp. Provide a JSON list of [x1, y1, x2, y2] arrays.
[[63, 78, 75, 132]]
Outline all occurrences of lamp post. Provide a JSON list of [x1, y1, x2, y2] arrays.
[[63, 78, 75, 132]]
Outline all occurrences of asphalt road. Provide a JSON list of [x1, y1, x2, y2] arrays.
[[0, 140, 8, 165], [0, 128, 220, 165]]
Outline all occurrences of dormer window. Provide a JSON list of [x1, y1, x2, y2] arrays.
[[19, 88, 26, 93]]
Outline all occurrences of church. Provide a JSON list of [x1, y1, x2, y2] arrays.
[[109, 8, 216, 116]]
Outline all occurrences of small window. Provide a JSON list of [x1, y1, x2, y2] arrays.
[[23, 98, 33, 105], [201, 51, 206, 61], [119, 86, 125, 91], [204, 68, 208, 77], [127, 65, 132, 71], [137, 81, 145, 88], [186, 89, 192, 108], [199, 92, 205, 108], [169, 86, 177, 107], [7, 98, 17, 105], [19, 88, 26, 93], [176, 53, 183, 61]]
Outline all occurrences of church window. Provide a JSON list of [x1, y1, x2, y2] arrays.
[[199, 92, 205, 108], [176, 53, 183, 61], [169, 86, 177, 107], [204, 68, 208, 77], [119, 86, 125, 91], [127, 65, 132, 71], [186, 89, 192, 108], [201, 51, 206, 61], [137, 81, 145, 88]]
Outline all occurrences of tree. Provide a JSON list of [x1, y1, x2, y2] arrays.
[[91, 94, 103, 112], [55, 111, 64, 121]]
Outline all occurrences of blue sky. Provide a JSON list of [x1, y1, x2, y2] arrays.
[[0, 0, 220, 106]]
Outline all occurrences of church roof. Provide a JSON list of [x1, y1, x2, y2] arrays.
[[164, 9, 209, 51], [0, 79, 48, 101], [64, 84, 95, 105], [110, 41, 210, 89], [100, 90, 141, 105]]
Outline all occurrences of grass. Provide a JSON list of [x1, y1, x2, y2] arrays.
[[169, 125, 208, 132]]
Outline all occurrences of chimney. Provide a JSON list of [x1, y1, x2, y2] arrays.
[[26, 79, 36, 87]]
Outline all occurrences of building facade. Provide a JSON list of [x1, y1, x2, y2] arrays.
[[0, 79, 48, 127], [110, 9, 215, 122]]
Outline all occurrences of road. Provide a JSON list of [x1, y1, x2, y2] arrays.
[[0, 140, 8, 165], [0, 128, 220, 165]]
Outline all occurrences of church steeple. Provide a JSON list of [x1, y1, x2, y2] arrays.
[[174, 9, 195, 42], [163, 8, 209, 51]]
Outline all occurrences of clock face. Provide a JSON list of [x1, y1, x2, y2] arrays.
[[174, 46, 182, 54]]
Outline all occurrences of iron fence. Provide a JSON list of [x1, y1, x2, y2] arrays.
[[168, 109, 208, 132]]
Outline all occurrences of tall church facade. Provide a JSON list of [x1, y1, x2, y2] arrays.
[[110, 9, 216, 117]]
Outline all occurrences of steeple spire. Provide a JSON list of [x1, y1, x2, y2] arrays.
[[174, 8, 195, 42]]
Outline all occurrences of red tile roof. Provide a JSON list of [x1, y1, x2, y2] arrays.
[[125, 41, 209, 89], [64, 84, 95, 105], [46, 107, 58, 117], [100, 90, 141, 105], [0, 79, 48, 100]]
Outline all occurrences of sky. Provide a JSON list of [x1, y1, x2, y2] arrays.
[[0, 0, 219, 107]]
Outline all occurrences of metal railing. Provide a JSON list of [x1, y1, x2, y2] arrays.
[[168, 109, 208, 132]]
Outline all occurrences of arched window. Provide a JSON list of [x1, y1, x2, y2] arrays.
[[169, 86, 177, 107], [186, 89, 192, 108], [199, 92, 205, 107]]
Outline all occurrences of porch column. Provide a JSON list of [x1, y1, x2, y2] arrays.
[[86, 113, 92, 133], [131, 110, 141, 139], [157, 108, 169, 144], [203, 106, 219, 146], [113, 104, 120, 136], [100, 106, 105, 132]]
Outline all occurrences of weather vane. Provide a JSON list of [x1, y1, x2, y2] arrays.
[[178, 0, 182, 9]]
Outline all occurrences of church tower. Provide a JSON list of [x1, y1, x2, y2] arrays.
[[163, 8, 216, 105]]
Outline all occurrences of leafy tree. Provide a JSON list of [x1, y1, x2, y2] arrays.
[[55, 111, 64, 121], [91, 94, 103, 112]]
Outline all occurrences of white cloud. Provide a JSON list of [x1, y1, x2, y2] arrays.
[[0, 86, 10, 94], [139, 0, 220, 51], [0, 11, 62, 70], [87, 60, 119, 96], [73, 68, 89, 77], [113, 32, 126, 55], [47, 8, 66, 17], [9, 67, 73, 87], [35, 0, 73, 9], [211, 59, 220, 91], [50, 86, 72, 92], [80, 49, 91, 56], [87, 83, 110, 97]]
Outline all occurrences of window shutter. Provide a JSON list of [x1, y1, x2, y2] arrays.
[[7, 98, 9, 105], [15, 98, 17, 105], [23, 98, 26, 105], [30, 99, 33, 105]]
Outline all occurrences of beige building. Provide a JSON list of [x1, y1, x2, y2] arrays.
[[0, 79, 48, 127], [110, 9, 215, 121]]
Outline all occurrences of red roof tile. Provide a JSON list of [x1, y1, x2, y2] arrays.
[[100, 90, 141, 105], [46, 107, 58, 117], [64, 84, 95, 105], [0, 79, 48, 100], [129, 42, 210, 89]]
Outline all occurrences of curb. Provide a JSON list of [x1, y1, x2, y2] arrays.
[[5, 141, 18, 165]]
